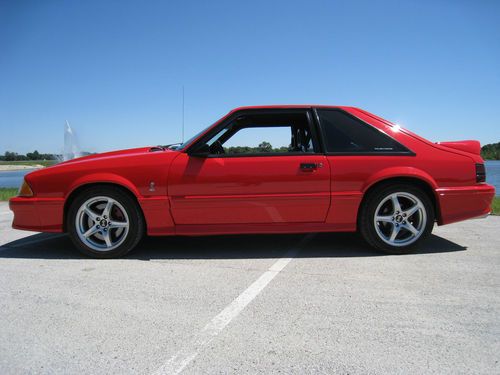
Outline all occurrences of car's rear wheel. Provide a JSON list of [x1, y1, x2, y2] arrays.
[[67, 186, 144, 258], [359, 184, 434, 254]]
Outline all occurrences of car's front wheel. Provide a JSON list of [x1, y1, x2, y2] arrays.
[[67, 186, 144, 258], [359, 184, 434, 254]]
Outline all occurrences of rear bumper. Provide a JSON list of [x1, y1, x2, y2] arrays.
[[436, 184, 495, 225], [9, 196, 65, 232]]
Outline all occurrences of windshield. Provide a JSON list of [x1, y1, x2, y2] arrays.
[[177, 121, 217, 150]]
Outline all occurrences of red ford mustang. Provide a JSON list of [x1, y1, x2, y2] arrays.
[[10, 106, 495, 258]]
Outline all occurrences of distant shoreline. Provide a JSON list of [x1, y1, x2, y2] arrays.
[[0, 165, 44, 171]]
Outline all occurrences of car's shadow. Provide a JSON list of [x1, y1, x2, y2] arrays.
[[0, 232, 467, 260]]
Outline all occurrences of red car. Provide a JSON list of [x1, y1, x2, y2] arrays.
[[10, 106, 495, 258]]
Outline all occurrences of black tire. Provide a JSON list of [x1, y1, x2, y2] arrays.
[[67, 186, 144, 258], [359, 184, 434, 254]]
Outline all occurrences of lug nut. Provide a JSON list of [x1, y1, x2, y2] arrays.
[[103, 215, 107, 219], [403, 213, 407, 217], [97, 217, 101, 221], [96, 225, 100, 229]]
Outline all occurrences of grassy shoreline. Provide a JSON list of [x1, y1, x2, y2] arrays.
[[0, 160, 59, 167], [2, 188, 499, 214], [0, 188, 18, 201], [493, 196, 500, 215]]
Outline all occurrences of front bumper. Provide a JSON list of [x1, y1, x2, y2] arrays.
[[9, 196, 65, 232], [436, 184, 496, 225]]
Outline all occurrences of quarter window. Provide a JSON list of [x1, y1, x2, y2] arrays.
[[317, 109, 408, 153]]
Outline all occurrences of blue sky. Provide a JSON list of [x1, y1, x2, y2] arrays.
[[1, 0, 499, 154]]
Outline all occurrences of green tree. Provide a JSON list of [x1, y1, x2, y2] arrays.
[[4, 151, 17, 161], [26, 150, 40, 160], [481, 142, 500, 160], [258, 141, 273, 152]]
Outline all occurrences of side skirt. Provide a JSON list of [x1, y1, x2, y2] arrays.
[[154, 222, 356, 237]]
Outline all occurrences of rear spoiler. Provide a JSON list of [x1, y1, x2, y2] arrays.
[[435, 140, 481, 155]]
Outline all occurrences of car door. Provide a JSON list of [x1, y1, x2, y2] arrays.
[[168, 109, 331, 225]]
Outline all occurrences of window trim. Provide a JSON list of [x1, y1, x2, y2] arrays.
[[186, 108, 324, 158], [313, 108, 416, 156]]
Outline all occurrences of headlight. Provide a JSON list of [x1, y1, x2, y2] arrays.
[[18, 179, 34, 197]]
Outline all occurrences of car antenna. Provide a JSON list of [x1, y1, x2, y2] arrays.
[[182, 85, 185, 143]]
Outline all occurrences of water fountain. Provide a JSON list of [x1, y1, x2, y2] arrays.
[[63, 120, 82, 161]]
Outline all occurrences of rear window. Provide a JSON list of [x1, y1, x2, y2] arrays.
[[317, 109, 409, 154]]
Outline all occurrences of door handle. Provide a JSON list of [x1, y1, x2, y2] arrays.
[[300, 163, 318, 171]]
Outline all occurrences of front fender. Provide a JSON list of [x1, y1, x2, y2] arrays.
[[66, 173, 142, 199], [65, 173, 175, 236]]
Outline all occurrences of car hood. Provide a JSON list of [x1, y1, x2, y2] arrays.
[[55, 146, 173, 166], [25, 146, 178, 180]]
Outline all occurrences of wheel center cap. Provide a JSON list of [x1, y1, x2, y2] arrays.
[[394, 215, 403, 223], [100, 219, 108, 227]]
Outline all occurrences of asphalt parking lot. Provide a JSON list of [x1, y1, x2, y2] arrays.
[[1, 201, 499, 374]]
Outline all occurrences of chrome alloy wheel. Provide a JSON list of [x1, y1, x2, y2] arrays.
[[373, 192, 427, 247], [75, 196, 129, 252]]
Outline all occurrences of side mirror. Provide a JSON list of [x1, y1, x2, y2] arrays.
[[188, 143, 210, 157]]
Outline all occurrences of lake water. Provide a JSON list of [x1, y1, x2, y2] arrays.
[[1, 162, 499, 195], [0, 169, 37, 188], [485, 160, 500, 195]]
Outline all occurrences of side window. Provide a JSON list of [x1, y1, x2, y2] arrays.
[[223, 127, 292, 154], [202, 112, 317, 155], [317, 109, 408, 153]]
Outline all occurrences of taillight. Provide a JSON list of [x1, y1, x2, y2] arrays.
[[476, 163, 486, 183], [18, 179, 34, 197]]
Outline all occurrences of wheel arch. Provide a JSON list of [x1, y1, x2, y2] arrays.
[[358, 175, 441, 225], [63, 181, 144, 232]]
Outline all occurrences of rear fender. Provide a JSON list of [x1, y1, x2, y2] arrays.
[[362, 167, 438, 193]]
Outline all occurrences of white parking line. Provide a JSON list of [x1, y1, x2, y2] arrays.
[[152, 234, 315, 375]]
